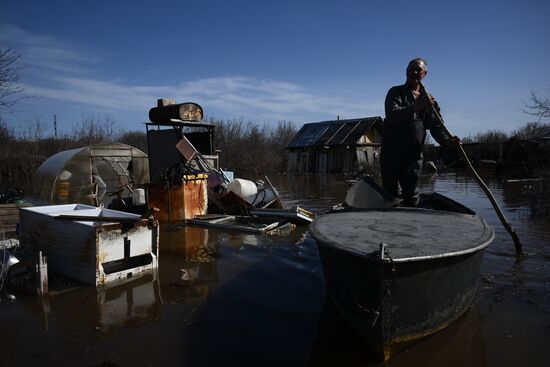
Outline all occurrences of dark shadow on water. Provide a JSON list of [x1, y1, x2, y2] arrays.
[[308, 297, 382, 367], [184, 243, 326, 367]]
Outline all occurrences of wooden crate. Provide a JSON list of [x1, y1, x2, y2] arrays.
[[0, 203, 31, 237]]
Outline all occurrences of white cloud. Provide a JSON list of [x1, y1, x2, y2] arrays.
[[0, 24, 101, 74], [22, 75, 383, 123], [3, 24, 383, 124]]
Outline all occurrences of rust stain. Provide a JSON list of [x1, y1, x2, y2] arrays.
[[147, 176, 207, 223], [184, 178, 208, 220], [96, 227, 104, 286]]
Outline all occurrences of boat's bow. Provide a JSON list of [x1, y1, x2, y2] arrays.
[[310, 207, 494, 361]]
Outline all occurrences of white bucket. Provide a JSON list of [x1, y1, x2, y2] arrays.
[[227, 178, 257, 199], [132, 188, 146, 205]]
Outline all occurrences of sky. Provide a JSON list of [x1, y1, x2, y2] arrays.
[[0, 0, 549, 139]]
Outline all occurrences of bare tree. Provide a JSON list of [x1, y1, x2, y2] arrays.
[[512, 121, 550, 140], [21, 116, 48, 141], [0, 48, 24, 111], [473, 129, 509, 144], [212, 118, 298, 175], [0, 117, 11, 143], [70, 114, 117, 145], [523, 86, 550, 122], [119, 130, 147, 153]]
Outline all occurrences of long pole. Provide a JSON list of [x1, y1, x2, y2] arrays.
[[420, 82, 522, 254]]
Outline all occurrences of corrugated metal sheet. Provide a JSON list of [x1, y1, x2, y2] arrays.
[[286, 117, 382, 149], [316, 123, 345, 146], [328, 120, 360, 145], [295, 123, 330, 147], [346, 119, 376, 145]]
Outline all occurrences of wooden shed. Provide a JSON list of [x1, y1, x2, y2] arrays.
[[285, 117, 383, 174]]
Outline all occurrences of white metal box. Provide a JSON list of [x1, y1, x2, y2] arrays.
[[19, 204, 159, 287]]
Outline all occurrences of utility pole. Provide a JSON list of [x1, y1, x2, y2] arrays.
[[54, 114, 57, 138]]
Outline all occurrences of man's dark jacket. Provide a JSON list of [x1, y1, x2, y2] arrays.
[[381, 82, 450, 202]]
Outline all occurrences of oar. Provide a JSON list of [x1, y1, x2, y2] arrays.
[[420, 82, 523, 255]]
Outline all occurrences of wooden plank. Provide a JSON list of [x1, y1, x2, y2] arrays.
[[0, 225, 18, 231], [0, 204, 31, 211], [186, 218, 264, 233], [250, 205, 316, 223], [186, 218, 282, 234], [193, 214, 230, 221], [0, 204, 32, 235], [0, 209, 21, 213], [208, 216, 236, 224], [0, 211, 20, 215], [265, 221, 293, 234], [0, 204, 28, 208], [0, 216, 19, 221]]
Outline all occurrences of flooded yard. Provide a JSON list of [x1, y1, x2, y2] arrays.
[[1, 172, 549, 366]]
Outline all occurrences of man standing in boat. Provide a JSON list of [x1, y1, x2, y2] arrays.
[[382, 57, 458, 207]]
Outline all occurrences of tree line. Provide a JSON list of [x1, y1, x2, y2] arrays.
[[461, 121, 550, 144], [429, 121, 550, 181], [210, 118, 297, 177], [3, 113, 549, 196], [0, 116, 298, 194]]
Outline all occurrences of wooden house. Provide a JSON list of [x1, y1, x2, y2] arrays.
[[285, 117, 383, 174]]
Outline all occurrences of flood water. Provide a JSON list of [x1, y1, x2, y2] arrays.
[[1, 171, 549, 366]]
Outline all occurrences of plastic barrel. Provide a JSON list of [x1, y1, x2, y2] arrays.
[[227, 179, 257, 199]]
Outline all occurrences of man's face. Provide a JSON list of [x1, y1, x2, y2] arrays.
[[406, 61, 427, 84]]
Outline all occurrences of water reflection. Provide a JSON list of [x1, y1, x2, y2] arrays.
[[31, 269, 164, 338], [391, 306, 488, 367], [282, 173, 350, 211], [158, 225, 218, 306], [3, 172, 549, 366], [97, 272, 162, 334], [35, 225, 220, 339], [310, 297, 488, 367]]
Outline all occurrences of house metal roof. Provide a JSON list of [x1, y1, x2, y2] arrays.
[[286, 117, 383, 149]]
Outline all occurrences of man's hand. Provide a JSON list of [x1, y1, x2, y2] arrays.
[[413, 92, 435, 111], [446, 135, 461, 147]]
